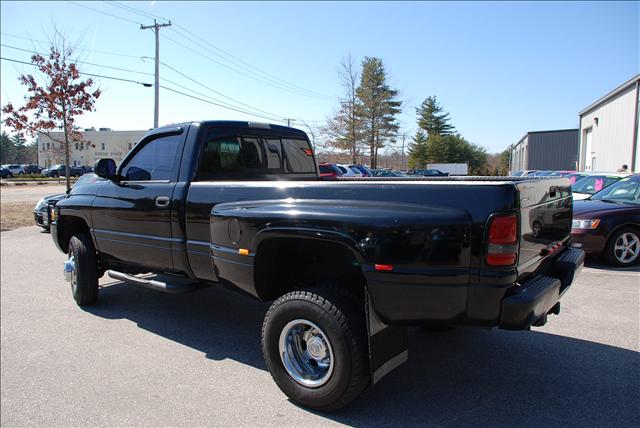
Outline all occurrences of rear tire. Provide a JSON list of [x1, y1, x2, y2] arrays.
[[604, 227, 640, 266], [262, 289, 369, 411], [68, 233, 99, 305]]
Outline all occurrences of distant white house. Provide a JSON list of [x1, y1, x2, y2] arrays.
[[578, 74, 640, 172], [37, 128, 147, 167]]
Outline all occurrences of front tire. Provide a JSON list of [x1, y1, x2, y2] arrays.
[[262, 289, 369, 411], [605, 227, 640, 266], [68, 233, 99, 305]]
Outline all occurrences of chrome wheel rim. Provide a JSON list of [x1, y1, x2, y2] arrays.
[[278, 319, 334, 388], [614, 232, 639, 264], [67, 253, 77, 291]]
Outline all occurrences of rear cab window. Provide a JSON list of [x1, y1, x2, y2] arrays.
[[196, 130, 316, 180]]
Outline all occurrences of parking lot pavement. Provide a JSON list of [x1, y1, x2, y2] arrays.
[[1, 227, 639, 427], [0, 184, 67, 203]]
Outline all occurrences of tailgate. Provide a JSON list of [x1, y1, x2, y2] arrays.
[[516, 178, 573, 276]]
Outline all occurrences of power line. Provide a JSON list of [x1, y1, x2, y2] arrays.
[[171, 26, 331, 99], [96, 1, 332, 101], [149, 57, 286, 120], [66, 1, 143, 25], [161, 32, 331, 101], [1, 45, 297, 122], [0, 56, 152, 86], [69, 1, 332, 111], [103, 0, 165, 21], [159, 85, 286, 122], [1, 55, 282, 122], [0, 33, 144, 59], [103, 1, 331, 99], [154, 76, 280, 122], [1, 44, 153, 76]]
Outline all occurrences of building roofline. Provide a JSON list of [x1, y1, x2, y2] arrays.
[[526, 128, 579, 135], [514, 128, 579, 146], [578, 74, 640, 116]]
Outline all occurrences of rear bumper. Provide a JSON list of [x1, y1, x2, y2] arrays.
[[499, 247, 584, 330]]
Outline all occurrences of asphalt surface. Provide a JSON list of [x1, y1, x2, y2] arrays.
[[1, 226, 639, 427]]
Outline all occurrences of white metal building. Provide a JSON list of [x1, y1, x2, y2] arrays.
[[37, 128, 147, 168], [578, 74, 640, 172]]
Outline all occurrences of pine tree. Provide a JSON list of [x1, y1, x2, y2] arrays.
[[355, 57, 401, 168], [423, 134, 488, 174], [407, 129, 429, 168], [0, 132, 14, 164], [416, 96, 455, 137], [11, 134, 26, 163]]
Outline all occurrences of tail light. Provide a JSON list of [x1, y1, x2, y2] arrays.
[[486, 214, 518, 266]]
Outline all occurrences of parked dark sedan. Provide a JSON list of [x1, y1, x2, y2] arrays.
[[372, 169, 404, 177], [42, 164, 84, 178], [407, 169, 448, 176], [34, 193, 66, 231], [571, 174, 640, 266], [34, 174, 106, 231], [0, 166, 12, 179], [23, 164, 43, 174]]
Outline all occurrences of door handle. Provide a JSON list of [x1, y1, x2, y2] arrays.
[[155, 196, 170, 207]]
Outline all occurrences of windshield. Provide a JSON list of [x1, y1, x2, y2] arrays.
[[591, 175, 640, 205], [73, 173, 106, 187], [572, 175, 621, 194]]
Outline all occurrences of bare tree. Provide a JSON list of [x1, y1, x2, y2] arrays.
[[2, 31, 101, 190], [322, 54, 363, 164]]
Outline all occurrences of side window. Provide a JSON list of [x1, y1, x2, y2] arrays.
[[282, 139, 315, 173], [198, 138, 242, 179], [263, 138, 283, 169], [197, 136, 281, 180], [240, 137, 264, 169], [121, 134, 182, 181]]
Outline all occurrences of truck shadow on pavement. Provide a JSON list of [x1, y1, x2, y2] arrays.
[[87, 280, 638, 427], [88, 280, 270, 370]]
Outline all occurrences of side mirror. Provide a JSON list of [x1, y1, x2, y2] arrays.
[[95, 158, 117, 180]]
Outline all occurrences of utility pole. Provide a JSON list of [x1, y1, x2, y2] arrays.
[[140, 19, 172, 129], [283, 118, 295, 127], [401, 134, 406, 169]]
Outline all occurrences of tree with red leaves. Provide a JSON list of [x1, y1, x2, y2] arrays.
[[2, 36, 101, 190]]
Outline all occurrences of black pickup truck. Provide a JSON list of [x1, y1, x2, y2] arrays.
[[50, 121, 584, 411]]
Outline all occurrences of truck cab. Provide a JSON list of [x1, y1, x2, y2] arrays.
[[50, 121, 584, 412]]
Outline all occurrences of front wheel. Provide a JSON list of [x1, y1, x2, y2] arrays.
[[261, 289, 369, 412], [605, 227, 640, 266], [67, 233, 99, 305]]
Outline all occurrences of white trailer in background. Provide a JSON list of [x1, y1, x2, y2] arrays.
[[428, 163, 469, 175]]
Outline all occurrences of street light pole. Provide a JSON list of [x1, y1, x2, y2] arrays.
[[140, 19, 172, 129]]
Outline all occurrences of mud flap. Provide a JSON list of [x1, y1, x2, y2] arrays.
[[365, 290, 408, 384]]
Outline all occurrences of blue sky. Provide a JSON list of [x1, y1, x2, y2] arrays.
[[1, 1, 638, 153]]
